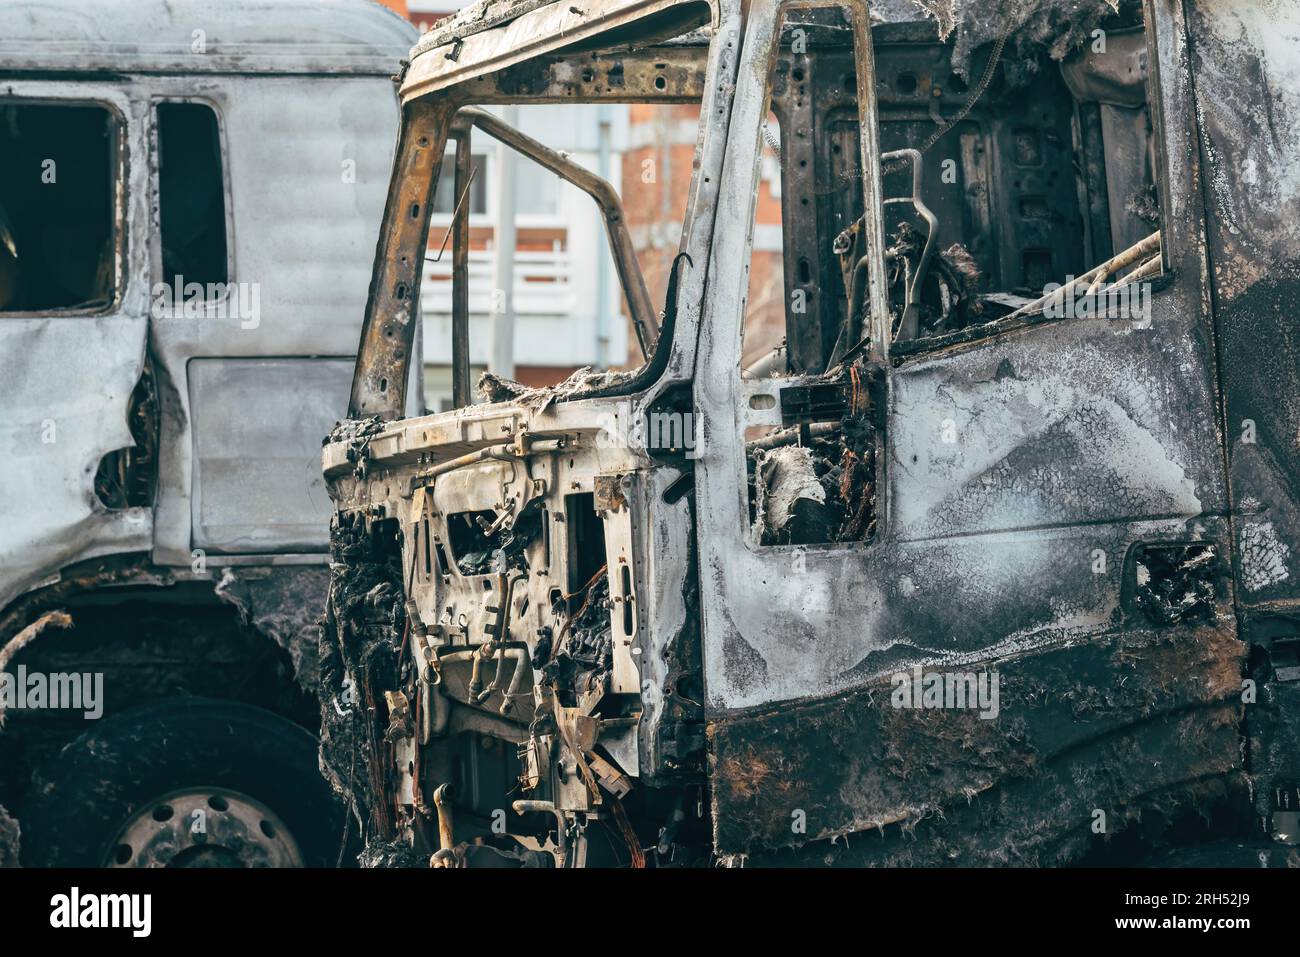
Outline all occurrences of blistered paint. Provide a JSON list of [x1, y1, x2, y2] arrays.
[[1238, 520, 1290, 592]]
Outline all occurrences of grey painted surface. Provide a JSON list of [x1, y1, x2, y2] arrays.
[[189, 359, 353, 553], [0, 0, 416, 75], [0, 5, 414, 613]]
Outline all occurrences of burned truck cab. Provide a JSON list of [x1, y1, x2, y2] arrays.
[[323, 0, 1300, 866], [322, 0, 727, 867]]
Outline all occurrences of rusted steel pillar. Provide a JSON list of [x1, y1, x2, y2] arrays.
[[451, 131, 472, 409]]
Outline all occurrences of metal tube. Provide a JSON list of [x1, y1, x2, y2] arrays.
[[498, 648, 529, 716], [451, 132, 473, 408], [881, 148, 939, 343], [458, 107, 659, 357], [433, 784, 456, 854], [422, 443, 518, 481], [512, 799, 567, 867], [744, 346, 786, 379], [490, 105, 518, 380], [595, 104, 614, 368], [1113, 253, 1162, 287], [1001, 231, 1161, 323], [746, 421, 838, 451]]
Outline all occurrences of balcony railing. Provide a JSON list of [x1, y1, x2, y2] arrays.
[[421, 242, 575, 317]]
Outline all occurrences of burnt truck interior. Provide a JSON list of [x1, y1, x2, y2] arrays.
[[740, 2, 1160, 549], [322, 0, 1290, 868], [747, 6, 1156, 364], [325, 1, 722, 866]]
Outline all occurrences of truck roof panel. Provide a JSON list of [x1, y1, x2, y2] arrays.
[[0, 0, 416, 76]]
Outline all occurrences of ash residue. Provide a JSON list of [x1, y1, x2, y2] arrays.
[[943, 242, 982, 289], [540, 576, 612, 706], [412, 0, 553, 55], [905, 0, 1139, 85], [358, 838, 427, 868], [753, 446, 828, 545], [1125, 184, 1161, 228], [319, 511, 407, 862], [326, 415, 385, 480], [1134, 544, 1217, 626], [0, 804, 18, 867], [884, 224, 984, 336], [478, 366, 635, 410]]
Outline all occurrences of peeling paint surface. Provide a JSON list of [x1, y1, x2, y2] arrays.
[[1238, 521, 1290, 593]]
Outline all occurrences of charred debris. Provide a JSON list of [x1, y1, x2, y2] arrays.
[[319, 418, 708, 866], [750, 361, 880, 547]]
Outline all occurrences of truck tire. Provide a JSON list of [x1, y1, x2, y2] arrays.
[[21, 697, 342, 868]]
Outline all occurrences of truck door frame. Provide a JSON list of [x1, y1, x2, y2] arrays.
[[693, 0, 1242, 858]]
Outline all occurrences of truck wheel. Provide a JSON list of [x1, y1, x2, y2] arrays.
[[22, 697, 342, 868]]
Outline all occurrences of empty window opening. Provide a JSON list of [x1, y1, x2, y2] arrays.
[[0, 102, 118, 312], [742, 4, 878, 549], [418, 4, 709, 414], [157, 102, 228, 288], [564, 492, 605, 601]]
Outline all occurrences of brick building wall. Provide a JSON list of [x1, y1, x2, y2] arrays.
[[619, 103, 787, 371]]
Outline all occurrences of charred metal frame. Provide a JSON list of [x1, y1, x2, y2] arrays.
[[455, 107, 659, 360], [350, 98, 453, 418], [348, 2, 716, 420], [450, 125, 472, 408]]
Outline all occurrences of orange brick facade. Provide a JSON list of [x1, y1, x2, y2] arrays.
[[619, 103, 786, 371]]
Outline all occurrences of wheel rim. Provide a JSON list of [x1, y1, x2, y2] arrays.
[[106, 787, 305, 868]]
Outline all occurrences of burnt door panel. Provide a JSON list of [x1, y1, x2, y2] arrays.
[[1185, 0, 1300, 840], [694, 0, 1239, 860]]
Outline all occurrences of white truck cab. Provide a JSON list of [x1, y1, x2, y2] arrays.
[[0, 0, 415, 868]]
